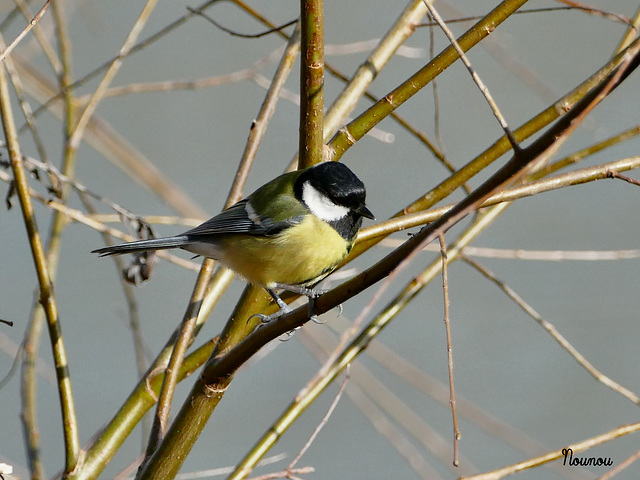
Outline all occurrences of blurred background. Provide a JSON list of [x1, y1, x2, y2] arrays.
[[1, 1, 640, 479]]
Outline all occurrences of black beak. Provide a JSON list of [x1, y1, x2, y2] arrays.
[[356, 204, 375, 220]]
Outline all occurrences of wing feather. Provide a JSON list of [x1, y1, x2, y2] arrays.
[[184, 199, 302, 237]]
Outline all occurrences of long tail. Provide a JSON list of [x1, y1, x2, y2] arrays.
[[92, 235, 190, 256]]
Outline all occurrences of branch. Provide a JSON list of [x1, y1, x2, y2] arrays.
[[0, 0, 51, 63], [0, 59, 80, 472], [327, 0, 528, 161], [461, 422, 640, 480], [298, 0, 324, 168], [129, 18, 640, 480]]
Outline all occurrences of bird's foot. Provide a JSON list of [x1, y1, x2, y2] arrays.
[[249, 303, 292, 324], [275, 283, 327, 323]]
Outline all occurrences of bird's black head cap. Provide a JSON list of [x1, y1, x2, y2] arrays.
[[296, 162, 369, 213]]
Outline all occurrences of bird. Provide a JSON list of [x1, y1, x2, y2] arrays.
[[93, 161, 374, 321]]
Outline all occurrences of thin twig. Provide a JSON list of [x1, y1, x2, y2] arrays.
[[0, 0, 52, 63], [288, 367, 350, 470], [249, 467, 314, 480], [417, 7, 633, 28], [17, 4, 74, 476], [228, 23, 301, 203], [614, 4, 640, 54], [26, 0, 220, 123], [422, 1, 521, 152], [596, 448, 640, 480], [463, 256, 640, 407], [13, 0, 62, 73], [606, 169, 640, 187], [164, 454, 288, 480], [68, 0, 158, 151], [357, 155, 640, 243], [189, 7, 297, 38], [438, 234, 460, 466], [556, 0, 634, 26], [461, 422, 640, 480], [0, 33, 49, 165], [298, 325, 464, 478], [380, 240, 640, 261], [328, 0, 529, 162]]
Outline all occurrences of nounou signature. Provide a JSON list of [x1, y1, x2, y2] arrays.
[[562, 448, 613, 467]]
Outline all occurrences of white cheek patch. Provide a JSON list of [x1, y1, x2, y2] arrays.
[[302, 182, 349, 222]]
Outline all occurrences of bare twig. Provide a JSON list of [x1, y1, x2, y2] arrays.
[[0, 0, 52, 63], [167, 454, 288, 480], [461, 422, 640, 480], [287, 367, 350, 471], [328, 0, 529, 162], [606, 169, 640, 187], [298, 325, 464, 478], [228, 23, 301, 203], [556, 0, 634, 26], [438, 234, 460, 466], [614, 5, 640, 54], [68, 0, 158, 151], [13, 0, 61, 73], [464, 257, 640, 406], [422, 1, 521, 152], [0, 34, 49, 166], [380, 241, 640, 261], [357, 156, 640, 243], [189, 7, 297, 38], [596, 448, 640, 480], [27, 0, 220, 123], [417, 7, 633, 29]]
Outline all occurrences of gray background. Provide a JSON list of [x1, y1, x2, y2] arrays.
[[1, 1, 639, 479]]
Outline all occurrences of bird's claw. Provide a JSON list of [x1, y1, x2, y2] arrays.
[[249, 304, 292, 324]]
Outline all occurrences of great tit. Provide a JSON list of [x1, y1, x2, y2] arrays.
[[93, 161, 374, 320]]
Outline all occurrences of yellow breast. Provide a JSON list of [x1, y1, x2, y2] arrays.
[[218, 215, 350, 288]]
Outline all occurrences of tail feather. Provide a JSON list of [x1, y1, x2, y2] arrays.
[[92, 235, 190, 256]]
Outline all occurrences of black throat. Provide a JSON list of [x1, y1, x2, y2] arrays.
[[328, 213, 363, 242]]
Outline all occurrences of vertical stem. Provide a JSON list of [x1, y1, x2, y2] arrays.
[[298, 0, 324, 168], [438, 234, 460, 466], [19, 4, 74, 477], [0, 64, 80, 472]]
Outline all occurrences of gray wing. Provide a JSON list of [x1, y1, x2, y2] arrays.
[[184, 199, 302, 237]]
